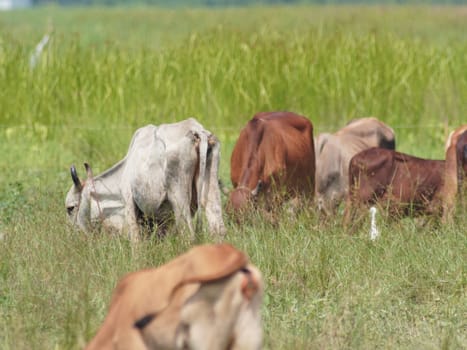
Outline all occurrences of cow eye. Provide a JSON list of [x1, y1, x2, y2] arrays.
[[67, 206, 75, 215]]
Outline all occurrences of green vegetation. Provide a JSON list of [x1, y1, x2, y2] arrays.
[[0, 5, 466, 349], [32, 0, 467, 6]]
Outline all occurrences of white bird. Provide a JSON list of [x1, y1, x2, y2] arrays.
[[369, 206, 380, 241], [30, 34, 50, 69]]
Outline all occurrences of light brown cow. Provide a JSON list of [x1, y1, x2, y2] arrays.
[[441, 124, 467, 222], [85, 244, 263, 350], [315, 117, 395, 214], [229, 111, 315, 213]]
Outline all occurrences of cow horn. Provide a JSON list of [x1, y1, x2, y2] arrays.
[[70, 165, 82, 190], [251, 180, 263, 196], [84, 162, 94, 179], [208, 134, 217, 147]]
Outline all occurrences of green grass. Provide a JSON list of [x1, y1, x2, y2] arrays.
[[0, 5, 466, 349]]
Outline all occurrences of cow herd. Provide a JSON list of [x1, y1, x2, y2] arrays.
[[65, 112, 466, 349]]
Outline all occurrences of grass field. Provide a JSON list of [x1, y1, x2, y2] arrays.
[[0, 5, 466, 349]]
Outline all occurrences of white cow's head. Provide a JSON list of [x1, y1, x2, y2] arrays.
[[315, 134, 345, 215], [65, 163, 92, 229]]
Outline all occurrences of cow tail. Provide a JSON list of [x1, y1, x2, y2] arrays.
[[196, 132, 208, 231]]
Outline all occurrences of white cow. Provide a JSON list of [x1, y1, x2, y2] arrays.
[[65, 118, 226, 241], [315, 117, 395, 215]]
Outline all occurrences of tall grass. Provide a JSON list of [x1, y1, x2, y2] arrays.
[[0, 5, 466, 349]]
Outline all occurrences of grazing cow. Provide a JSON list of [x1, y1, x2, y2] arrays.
[[343, 148, 446, 227], [85, 244, 263, 350], [315, 117, 395, 214], [228, 111, 315, 213], [441, 125, 467, 221], [65, 118, 225, 241]]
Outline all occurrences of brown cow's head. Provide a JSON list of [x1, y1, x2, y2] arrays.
[[228, 181, 263, 213]]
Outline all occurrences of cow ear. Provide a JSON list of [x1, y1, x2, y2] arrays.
[[70, 165, 82, 191], [84, 162, 94, 179]]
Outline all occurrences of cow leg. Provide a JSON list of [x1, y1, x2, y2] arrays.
[[124, 200, 141, 242], [166, 144, 197, 240], [168, 189, 195, 240], [119, 188, 141, 242]]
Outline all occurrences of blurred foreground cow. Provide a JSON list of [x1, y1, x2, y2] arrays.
[[85, 244, 263, 350], [65, 118, 225, 241], [228, 111, 315, 213], [344, 125, 467, 226], [314, 117, 395, 214]]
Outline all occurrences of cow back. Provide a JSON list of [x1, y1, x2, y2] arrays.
[[85, 244, 262, 350], [348, 148, 444, 214]]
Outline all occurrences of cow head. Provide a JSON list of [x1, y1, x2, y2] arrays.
[[228, 181, 263, 213], [315, 134, 344, 215], [65, 164, 83, 220], [316, 171, 342, 215], [65, 163, 93, 228]]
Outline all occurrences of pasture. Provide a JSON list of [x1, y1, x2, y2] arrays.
[[0, 5, 466, 349]]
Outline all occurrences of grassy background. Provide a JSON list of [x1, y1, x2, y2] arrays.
[[0, 5, 466, 349]]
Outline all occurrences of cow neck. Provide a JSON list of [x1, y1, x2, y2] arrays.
[[238, 121, 264, 190]]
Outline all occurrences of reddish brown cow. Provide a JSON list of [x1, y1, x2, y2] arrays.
[[228, 112, 315, 212], [345, 126, 467, 227], [343, 148, 445, 226]]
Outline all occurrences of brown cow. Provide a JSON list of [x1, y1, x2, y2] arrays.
[[85, 244, 263, 350], [228, 111, 315, 213], [441, 125, 467, 221], [344, 126, 467, 227], [343, 148, 445, 227]]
